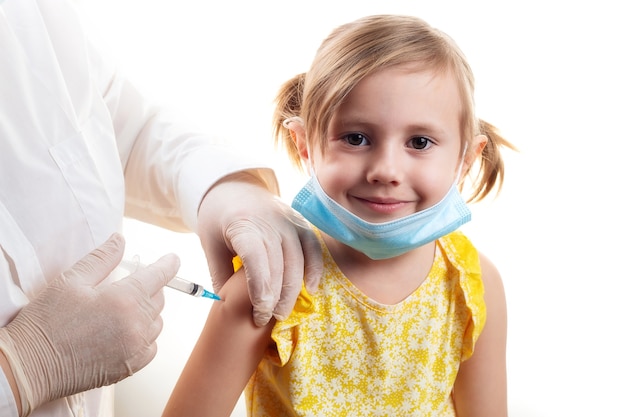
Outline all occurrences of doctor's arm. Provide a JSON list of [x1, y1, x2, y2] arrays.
[[92, 45, 322, 327]]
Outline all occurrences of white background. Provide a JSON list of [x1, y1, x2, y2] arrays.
[[74, 1, 625, 416]]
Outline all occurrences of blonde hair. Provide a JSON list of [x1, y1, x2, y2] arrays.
[[273, 14, 515, 202]]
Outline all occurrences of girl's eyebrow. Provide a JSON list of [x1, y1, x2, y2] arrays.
[[334, 116, 449, 137]]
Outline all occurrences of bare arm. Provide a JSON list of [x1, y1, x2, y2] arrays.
[[162, 269, 274, 417], [453, 252, 508, 417]]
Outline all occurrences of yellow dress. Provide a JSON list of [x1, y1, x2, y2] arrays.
[[245, 230, 485, 416]]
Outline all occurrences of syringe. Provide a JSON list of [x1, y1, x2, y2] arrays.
[[119, 258, 221, 301], [166, 276, 221, 300]]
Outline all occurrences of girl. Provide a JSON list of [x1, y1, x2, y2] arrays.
[[163, 14, 513, 417]]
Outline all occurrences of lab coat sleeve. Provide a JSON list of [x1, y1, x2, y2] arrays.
[[87, 41, 276, 233], [0, 369, 18, 417]]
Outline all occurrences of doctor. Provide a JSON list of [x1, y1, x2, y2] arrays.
[[0, 1, 321, 417]]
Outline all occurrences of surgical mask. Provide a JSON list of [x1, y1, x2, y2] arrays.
[[291, 160, 471, 260]]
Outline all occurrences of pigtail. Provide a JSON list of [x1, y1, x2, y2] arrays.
[[272, 73, 307, 171], [467, 119, 517, 202]]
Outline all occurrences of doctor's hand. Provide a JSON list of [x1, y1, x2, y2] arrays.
[[198, 172, 322, 327], [0, 233, 179, 417]]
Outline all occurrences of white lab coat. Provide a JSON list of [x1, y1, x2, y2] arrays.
[[0, 0, 274, 416]]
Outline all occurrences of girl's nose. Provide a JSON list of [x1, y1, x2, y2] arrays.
[[365, 145, 403, 185]]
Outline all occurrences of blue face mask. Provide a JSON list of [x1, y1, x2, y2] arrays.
[[291, 171, 471, 260]]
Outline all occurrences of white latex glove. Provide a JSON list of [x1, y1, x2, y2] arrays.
[[198, 173, 322, 326], [0, 233, 179, 417]]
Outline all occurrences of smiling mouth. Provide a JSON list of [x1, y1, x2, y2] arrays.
[[355, 196, 409, 215]]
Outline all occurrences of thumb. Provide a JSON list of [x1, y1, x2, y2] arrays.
[[62, 233, 125, 287]]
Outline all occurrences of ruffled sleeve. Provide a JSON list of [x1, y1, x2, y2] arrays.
[[267, 285, 315, 366], [439, 232, 486, 361]]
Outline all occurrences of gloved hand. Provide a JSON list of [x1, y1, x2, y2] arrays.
[[198, 172, 322, 326], [0, 233, 179, 417]]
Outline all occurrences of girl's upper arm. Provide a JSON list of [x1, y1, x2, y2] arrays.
[[453, 252, 508, 417], [162, 269, 275, 417]]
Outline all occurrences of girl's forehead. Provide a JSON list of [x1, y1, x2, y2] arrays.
[[343, 67, 461, 117], [334, 65, 461, 116], [359, 64, 455, 90]]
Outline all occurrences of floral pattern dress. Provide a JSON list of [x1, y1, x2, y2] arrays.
[[245, 230, 486, 416]]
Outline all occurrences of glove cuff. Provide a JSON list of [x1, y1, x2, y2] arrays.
[[0, 329, 33, 417]]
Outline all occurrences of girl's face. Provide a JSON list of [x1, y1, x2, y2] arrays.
[[306, 66, 467, 223]]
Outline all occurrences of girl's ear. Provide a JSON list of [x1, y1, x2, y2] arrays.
[[462, 134, 487, 175], [289, 123, 310, 164]]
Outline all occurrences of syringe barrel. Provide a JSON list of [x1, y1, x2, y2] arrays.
[[167, 276, 203, 297]]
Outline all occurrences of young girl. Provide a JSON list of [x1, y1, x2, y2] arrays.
[[163, 14, 513, 417]]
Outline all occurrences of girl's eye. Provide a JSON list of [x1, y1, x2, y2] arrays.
[[409, 136, 432, 150], [342, 133, 370, 146]]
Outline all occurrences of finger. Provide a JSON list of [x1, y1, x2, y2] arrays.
[[151, 288, 166, 318], [137, 253, 180, 296], [279, 229, 305, 296], [146, 315, 164, 346], [251, 296, 275, 327], [144, 289, 165, 320], [225, 223, 280, 326], [242, 255, 275, 326], [241, 249, 275, 327], [125, 308, 163, 374], [128, 341, 159, 376], [271, 275, 300, 322], [263, 232, 285, 310], [235, 234, 284, 327], [299, 226, 323, 293], [205, 242, 239, 293], [64, 233, 126, 287], [272, 236, 304, 322], [281, 207, 322, 293]]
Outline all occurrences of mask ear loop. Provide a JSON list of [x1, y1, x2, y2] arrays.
[[282, 116, 304, 129]]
